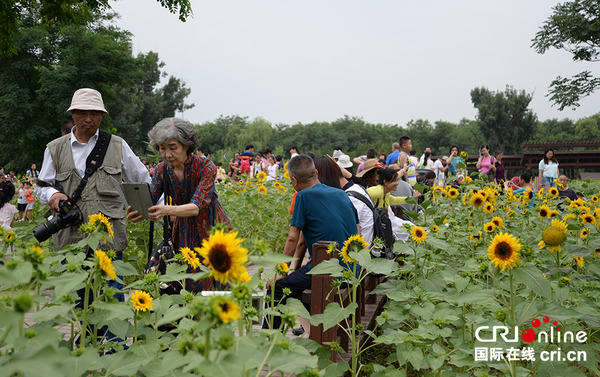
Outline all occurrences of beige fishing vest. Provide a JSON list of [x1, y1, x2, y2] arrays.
[[47, 133, 128, 252]]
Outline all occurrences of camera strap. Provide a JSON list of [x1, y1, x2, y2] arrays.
[[71, 130, 112, 202]]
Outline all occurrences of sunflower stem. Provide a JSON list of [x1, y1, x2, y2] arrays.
[[134, 313, 138, 343], [205, 327, 211, 360], [509, 270, 515, 324]]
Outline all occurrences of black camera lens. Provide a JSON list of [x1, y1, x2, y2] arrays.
[[32, 199, 83, 243]]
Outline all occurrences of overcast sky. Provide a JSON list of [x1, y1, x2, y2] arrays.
[[110, 0, 598, 127]]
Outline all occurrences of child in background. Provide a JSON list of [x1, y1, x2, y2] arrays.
[[25, 181, 35, 222], [0, 181, 17, 258], [17, 181, 27, 221], [266, 155, 279, 181], [215, 162, 228, 183]]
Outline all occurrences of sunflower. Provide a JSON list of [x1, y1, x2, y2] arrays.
[[554, 178, 563, 189], [460, 151, 468, 159], [88, 213, 113, 240], [273, 181, 282, 189], [3, 231, 16, 244], [483, 203, 494, 213], [245, 181, 253, 188], [180, 247, 201, 269], [240, 271, 252, 283], [484, 222, 495, 233], [284, 170, 290, 179], [196, 229, 249, 283], [548, 210, 559, 218], [491, 217, 504, 228], [464, 176, 473, 183], [523, 188, 534, 203], [340, 234, 368, 263], [539, 219, 568, 253], [506, 209, 515, 219], [130, 290, 153, 312], [95, 250, 116, 279], [563, 213, 576, 222], [591, 195, 598, 204], [470, 231, 482, 246], [595, 249, 600, 257], [573, 256, 584, 267], [538, 205, 550, 219], [213, 297, 241, 324], [447, 188, 459, 199], [432, 225, 439, 232], [580, 228, 589, 239], [488, 233, 522, 272], [325, 242, 338, 255], [275, 262, 289, 275], [410, 226, 428, 244], [470, 193, 485, 208], [256, 171, 267, 181], [547, 187, 559, 197], [580, 213, 595, 225], [257, 185, 268, 195]]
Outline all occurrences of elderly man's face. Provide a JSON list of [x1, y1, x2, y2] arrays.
[[72, 110, 103, 138], [559, 175, 568, 188]]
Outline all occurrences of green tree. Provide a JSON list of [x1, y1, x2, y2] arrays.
[[532, 0, 600, 110], [574, 113, 600, 140], [531, 118, 577, 143], [0, 0, 192, 56], [0, 10, 192, 172], [470, 86, 537, 155]]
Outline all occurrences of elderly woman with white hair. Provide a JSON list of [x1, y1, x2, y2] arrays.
[[129, 117, 231, 293]]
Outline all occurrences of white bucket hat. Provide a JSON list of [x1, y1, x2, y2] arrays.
[[337, 154, 353, 169], [67, 88, 108, 113]]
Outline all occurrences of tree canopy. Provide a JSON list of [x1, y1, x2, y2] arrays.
[[0, 9, 192, 172], [470, 86, 537, 155], [532, 0, 600, 110]]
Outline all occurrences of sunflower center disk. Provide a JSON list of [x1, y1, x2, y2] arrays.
[[211, 246, 232, 273]]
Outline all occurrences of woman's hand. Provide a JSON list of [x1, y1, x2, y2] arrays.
[[126, 205, 143, 223], [148, 205, 171, 222], [412, 190, 422, 198]]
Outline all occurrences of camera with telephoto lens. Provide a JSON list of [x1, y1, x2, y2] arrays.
[[33, 197, 84, 242]]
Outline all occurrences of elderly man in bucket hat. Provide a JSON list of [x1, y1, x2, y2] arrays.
[[35, 88, 151, 346]]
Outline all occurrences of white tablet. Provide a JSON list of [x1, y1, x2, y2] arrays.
[[121, 183, 153, 219]]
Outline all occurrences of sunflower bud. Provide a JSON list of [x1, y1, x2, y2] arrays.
[[14, 291, 33, 313]]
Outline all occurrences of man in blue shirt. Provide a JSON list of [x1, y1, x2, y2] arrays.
[[385, 142, 401, 166], [264, 154, 359, 330]]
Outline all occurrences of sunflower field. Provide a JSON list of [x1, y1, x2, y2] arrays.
[[1, 170, 599, 377]]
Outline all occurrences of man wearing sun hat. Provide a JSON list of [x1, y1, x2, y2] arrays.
[[37, 88, 151, 251], [36, 88, 151, 344]]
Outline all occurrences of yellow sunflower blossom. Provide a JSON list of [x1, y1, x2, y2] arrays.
[[196, 229, 249, 284], [470, 193, 485, 208], [548, 209, 559, 218], [447, 188, 459, 199], [246, 181, 253, 188], [273, 181, 282, 189], [591, 195, 598, 204], [410, 226, 428, 244], [491, 217, 504, 228], [325, 242, 337, 255], [340, 234, 368, 263], [256, 171, 267, 182], [432, 225, 439, 232], [95, 250, 116, 279], [464, 176, 473, 183], [573, 256, 584, 267], [180, 247, 201, 269], [213, 297, 241, 324], [257, 185, 268, 195], [3, 231, 16, 244], [130, 290, 153, 312], [470, 231, 483, 246], [284, 170, 290, 179], [240, 271, 252, 283], [539, 219, 568, 253], [488, 232, 522, 272], [547, 187, 559, 197], [275, 262, 289, 275], [460, 151, 468, 159], [483, 203, 494, 213], [506, 209, 515, 219], [538, 205, 550, 219], [554, 178, 563, 189], [483, 222, 495, 233], [595, 249, 600, 257], [580, 213, 595, 225], [87, 213, 114, 240], [580, 228, 589, 239]]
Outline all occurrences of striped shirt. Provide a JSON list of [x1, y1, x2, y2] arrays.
[[400, 152, 417, 186]]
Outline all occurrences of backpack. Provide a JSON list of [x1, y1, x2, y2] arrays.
[[347, 190, 395, 260]]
